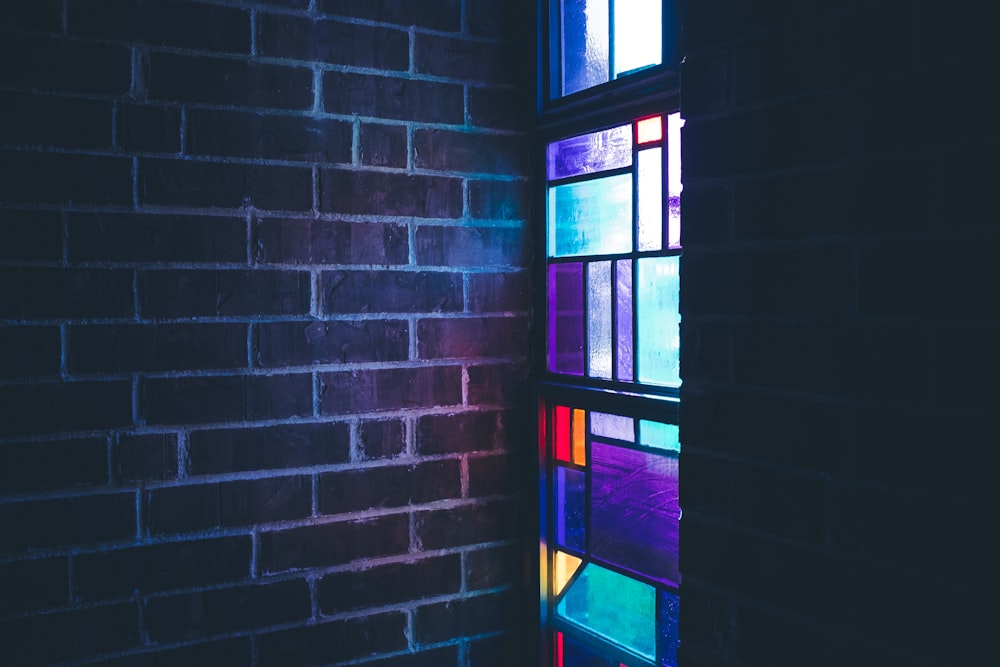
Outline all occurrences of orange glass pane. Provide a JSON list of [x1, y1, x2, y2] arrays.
[[636, 115, 662, 144], [555, 405, 571, 462], [572, 409, 586, 465], [553, 550, 583, 596]]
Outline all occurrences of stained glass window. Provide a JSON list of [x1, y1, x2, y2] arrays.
[[540, 2, 681, 665]]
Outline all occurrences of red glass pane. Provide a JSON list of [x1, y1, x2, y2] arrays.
[[636, 115, 662, 144], [554, 405, 571, 462]]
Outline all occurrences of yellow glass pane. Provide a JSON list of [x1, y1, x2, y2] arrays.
[[553, 550, 583, 597], [572, 409, 586, 465]]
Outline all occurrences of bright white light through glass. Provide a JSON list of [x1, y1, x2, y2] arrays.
[[613, 0, 663, 77]]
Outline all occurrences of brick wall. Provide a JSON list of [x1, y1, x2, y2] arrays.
[[678, 2, 994, 665], [0, 1, 533, 665]]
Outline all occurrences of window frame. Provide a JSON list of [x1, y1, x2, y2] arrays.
[[533, 2, 684, 665]]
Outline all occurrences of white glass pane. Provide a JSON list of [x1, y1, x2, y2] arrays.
[[668, 111, 684, 248], [591, 411, 634, 441], [562, 0, 610, 96], [637, 147, 663, 251], [613, 0, 663, 78], [588, 260, 613, 379]]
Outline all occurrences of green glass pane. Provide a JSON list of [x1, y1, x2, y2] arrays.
[[637, 256, 680, 386], [639, 420, 679, 452], [556, 562, 656, 660], [548, 174, 632, 258]]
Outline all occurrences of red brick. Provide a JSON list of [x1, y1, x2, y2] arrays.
[[322, 270, 462, 314], [320, 169, 462, 218], [318, 459, 461, 514], [257, 613, 408, 666], [417, 316, 529, 359], [258, 14, 408, 69], [253, 218, 408, 266], [0, 437, 107, 495], [260, 514, 409, 573], [256, 319, 409, 366], [317, 554, 461, 613], [68, 323, 247, 373], [141, 374, 312, 426], [68, 212, 245, 263], [188, 422, 349, 475], [139, 269, 310, 318]]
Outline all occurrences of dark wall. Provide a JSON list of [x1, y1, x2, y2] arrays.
[[0, 1, 532, 665], [678, 2, 994, 665]]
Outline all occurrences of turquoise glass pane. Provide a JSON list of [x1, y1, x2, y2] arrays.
[[615, 259, 633, 381], [639, 420, 679, 452], [547, 124, 631, 181], [548, 174, 632, 258], [613, 0, 663, 77], [591, 411, 634, 442], [637, 256, 680, 386], [562, 0, 610, 96], [557, 563, 656, 660], [637, 147, 663, 251], [588, 261, 613, 379]]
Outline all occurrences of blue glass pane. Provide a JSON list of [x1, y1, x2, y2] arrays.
[[639, 420, 679, 453], [558, 563, 656, 660], [547, 124, 632, 181], [637, 148, 663, 251], [556, 466, 587, 552], [588, 261, 613, 379], [564, 632, 619, 667], [659, 590, 680, 667], [549, 174, 632, 258], [591, 441, 680, 588], [562, 0, 610, 96], [637, 256, 680, 386], [613, 0, 663, 77]]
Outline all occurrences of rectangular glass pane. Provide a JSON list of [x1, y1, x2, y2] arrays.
[[639, 419, 679, 452], [572, 408, 587, 465], [588, 261, 613, 379], [548, 174, 632, 258], [555, 405, 571, 462], [562, 0, 610, 96], [547, 124, 631, 181], [637, 256, 680, 387], [591, 440, 680, 588], [660, 590, 680, 667], [667, 112, 683, 248], [615, 259, 633, 381], [549, 263, 585, 375], [557, 562, 656, 660], [555, 467, 586, 552], [637, 147, 663, 251], [591, 411, 634, 442], [613, 0, 663, 77]]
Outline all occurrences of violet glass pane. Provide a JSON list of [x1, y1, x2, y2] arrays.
[[557, 562, 656, 659], [555, 466, 586, 552], [660, 591, 680, 667], [546, 124, 632, 181], [561, 0, 610, 97], [590, 411, 634, 442], [637, 147, 663, 251], [615, 259, 633, 381], [668, 112, 684, 249], [549, 263, 585, 375], [590, 441, 680, 588], [588, 261, 612, 379], [613, 0, 663, 78], [548, 174, 632, 258], [637, 256, 680, 387]]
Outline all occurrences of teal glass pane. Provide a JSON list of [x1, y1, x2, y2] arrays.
[[588, 261, 613, 379], [557, 563, 656, 660], [637, 256, 680, 386], [547, 124, 631, 181], [548, 174, 632, 258], [562, 0, 610, 96], [613, 0, 663, 77], [637, 147, 663, 251], [639, 420, 679, 452]]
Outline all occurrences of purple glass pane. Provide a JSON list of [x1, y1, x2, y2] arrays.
[[561, 0, 610, 97], [546, 124, 631, 181], [615, 259, 633, 382], [555, 466, 586, 552], [588, 261, 612, 379], [591, 441, 680, 588], [549, 262, 584, 375]]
